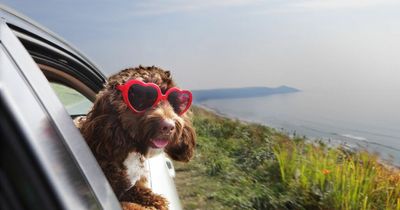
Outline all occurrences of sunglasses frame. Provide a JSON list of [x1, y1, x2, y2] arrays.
[[116, 79, 192, 116]]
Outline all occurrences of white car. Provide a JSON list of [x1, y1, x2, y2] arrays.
[[0, 5, 182, 210]]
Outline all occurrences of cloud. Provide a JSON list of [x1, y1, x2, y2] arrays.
[[131, 0, 260, 16], [290, 0, 400, 10], [250, 0, 400, 15]]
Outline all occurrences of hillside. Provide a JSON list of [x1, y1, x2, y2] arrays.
[[192, 86, 300, 102], [174, 106, 400, 210]]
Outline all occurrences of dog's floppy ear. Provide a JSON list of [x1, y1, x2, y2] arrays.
[[80, 90, 129, 160], [165, 117, 196, 162]]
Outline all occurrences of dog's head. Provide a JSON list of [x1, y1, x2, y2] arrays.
[[82, 66, 195, 162]]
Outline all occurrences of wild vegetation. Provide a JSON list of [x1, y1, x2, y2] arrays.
[[174, 106, 400, 210]]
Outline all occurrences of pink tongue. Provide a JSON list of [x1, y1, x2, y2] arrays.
[[151, 139, 169, 148]]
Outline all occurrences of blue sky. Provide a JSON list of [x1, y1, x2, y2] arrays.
[[1, 0, 400, 91]]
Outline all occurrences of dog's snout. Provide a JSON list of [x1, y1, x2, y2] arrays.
[[160, 119, 175, 134]]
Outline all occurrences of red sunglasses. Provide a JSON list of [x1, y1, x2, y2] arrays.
[[116, 80, 192, 115]]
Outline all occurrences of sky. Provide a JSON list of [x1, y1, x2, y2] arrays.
[[1, 0, 400, 92]]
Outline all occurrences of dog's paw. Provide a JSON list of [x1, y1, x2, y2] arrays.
[[150, 194, 169, 210], [121, 182, 169, 209], [73, 116, 86, 128], [121, 202, 157, 210]]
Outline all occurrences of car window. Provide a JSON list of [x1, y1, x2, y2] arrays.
[[50, 83, 93, 116]]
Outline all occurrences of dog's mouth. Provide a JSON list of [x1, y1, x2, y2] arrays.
[[150, 138, 169, 148]]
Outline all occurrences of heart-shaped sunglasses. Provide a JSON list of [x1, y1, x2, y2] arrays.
[[117, 79, 192, 115]]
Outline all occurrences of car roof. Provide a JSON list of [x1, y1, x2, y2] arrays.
[[0, 4, 106, 89]]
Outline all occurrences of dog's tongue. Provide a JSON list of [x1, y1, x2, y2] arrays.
[[151, 139, 169, 148]]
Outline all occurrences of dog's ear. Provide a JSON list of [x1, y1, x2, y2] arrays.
[[80, 90, 129, 160], [165, 117, 196, 162]]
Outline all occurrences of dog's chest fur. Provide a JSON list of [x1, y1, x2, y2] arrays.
[[123, 152, 147, 187]]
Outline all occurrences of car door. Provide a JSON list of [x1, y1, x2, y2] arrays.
[[0, 20, 121, 210]]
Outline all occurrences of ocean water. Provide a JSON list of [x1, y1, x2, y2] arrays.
[[199, 90, 400, 165]]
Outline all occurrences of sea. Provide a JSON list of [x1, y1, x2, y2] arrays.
[[198, 89, 400, 166]]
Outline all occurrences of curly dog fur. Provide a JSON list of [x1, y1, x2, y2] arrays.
[[76, 66, 196, 210]]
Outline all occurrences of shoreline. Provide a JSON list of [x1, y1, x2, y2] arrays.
[[195, 103, 276, 127]]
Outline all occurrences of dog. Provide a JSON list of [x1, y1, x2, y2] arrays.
[[75, 66, 196, 210]]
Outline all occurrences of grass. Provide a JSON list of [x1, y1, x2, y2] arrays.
[[174, 106, 400, 210]]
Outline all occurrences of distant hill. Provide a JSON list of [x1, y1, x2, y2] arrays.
[[192, 85, 300, 102]]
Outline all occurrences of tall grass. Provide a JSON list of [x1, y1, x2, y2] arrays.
[[175, 106, 400, 210], [273, 140, 400, 210]]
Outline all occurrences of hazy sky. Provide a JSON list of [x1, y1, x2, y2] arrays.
[[2, 0, 400, 91]]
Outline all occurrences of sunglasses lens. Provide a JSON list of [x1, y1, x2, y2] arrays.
[[167, 90, 191, 114], [128, 84, 158, 111]]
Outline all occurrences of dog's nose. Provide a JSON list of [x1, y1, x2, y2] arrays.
[[160, 119, 175, 134]]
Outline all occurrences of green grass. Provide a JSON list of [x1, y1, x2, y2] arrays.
[[175, 106, 400, 210]]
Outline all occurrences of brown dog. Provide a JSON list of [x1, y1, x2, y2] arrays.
[[76, 66, 196, 210]]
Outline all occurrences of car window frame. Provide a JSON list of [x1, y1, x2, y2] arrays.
[[0, 20, 121, 210]]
